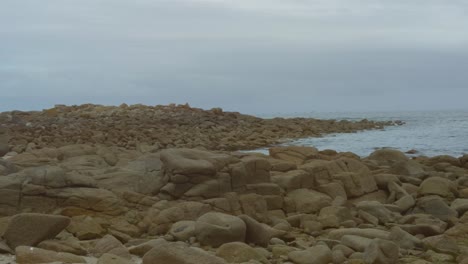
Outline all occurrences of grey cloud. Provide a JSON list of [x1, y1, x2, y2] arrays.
[[0, 0, 467, 114]]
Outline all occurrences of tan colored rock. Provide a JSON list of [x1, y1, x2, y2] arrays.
[[216, 242, 270, 264], [240, 156, 271, 184], [418, 177, 457, 198], [363, 238, 399, 264], [328, 228, 390, 240], [288, 245, 332, 264], [142, 242, 227, 264], [97, 253, 133, 264], [169, 220, 196, 242], [388, 226, 422, 250], [426, 155, 461, 167], [0, 127, 9, 157], [3, 213, 70, 249], [90, 235, 131, 259], [66, 215, 105, 240], [239, 214, 285, 247], [271, 170, 311, 191], [341, 235, 373, 252], [287, 189, 332, 214], [37, 238, 87, 255], [356, 201, 400, 224], [367, 149, 408, 166], [128, 238, 167, 257], [195, 212, 246, 247], [422, 235, 459, 255], [415, 195, 458, 221], [318, 206, 353, 228], [269, 146, 319, 165], [239, 193, 269, 222], [15, 246, 86, 264]]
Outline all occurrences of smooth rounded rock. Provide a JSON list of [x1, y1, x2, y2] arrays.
[[195, 212, 246, 247], [4, 213, 70, 249]]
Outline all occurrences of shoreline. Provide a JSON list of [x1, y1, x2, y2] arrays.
[[2, 104, 467, 264]]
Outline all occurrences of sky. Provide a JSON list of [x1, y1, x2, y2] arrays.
[[1, 0, 468, 114]]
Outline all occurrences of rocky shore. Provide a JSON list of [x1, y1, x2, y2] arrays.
[[0, 103, 398, 154], [1, 104, 466, 264]]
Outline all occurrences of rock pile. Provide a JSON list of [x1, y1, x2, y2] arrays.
[[0, 103, 397, 153], [1, 143, 468, 263]]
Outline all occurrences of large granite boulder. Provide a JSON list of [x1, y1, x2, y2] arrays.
[[3, 213, 70, 249], [367, 149, 408, 166], [287, 189, 332, 214], [195, 212, 246, 247], [269, 146, 319, 165]]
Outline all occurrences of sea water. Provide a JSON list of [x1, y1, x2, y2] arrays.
[[253, 110, 468, 158]]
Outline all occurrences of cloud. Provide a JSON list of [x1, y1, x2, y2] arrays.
[[0, 0, 467, 113]]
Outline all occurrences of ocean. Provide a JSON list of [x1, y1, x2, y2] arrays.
[[253, 110, 468, 158]]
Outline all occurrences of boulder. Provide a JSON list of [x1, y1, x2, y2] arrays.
[[415, 195, 458, 221], [239, 214, 285, 247], [15, 246, 86, 264], [97, 253, 133, 264], [161, 148, 234, 175], [341, 235, 373, 252], [90, 235, 131, 259], [66, 215, 105, 240], [169, 220, 196, 242], [288, 245, 332, 264], [418, 177, 457, 198], [450, 198, 468, 215], [195, 212, 246, 247], [422, 235, 459, 255], [388, 226, 423, 250], [356, 201, 400, 224], [269, 146, 319, 165], [426, 155, 461, 167], [367, 149, 408, 166], [363, 238, 399, 264], [128, 238, 167, 257], [318, 206, 353, 228], [216, 242, 270, 264], [328, 228, 390, 240], [37, 238, 87, 255], [142, 242, 227, 264], [390, 160, 425, 177], [287, 189, 332, 214], [3, 213, 70, 249], [46, 187, 124, 215]]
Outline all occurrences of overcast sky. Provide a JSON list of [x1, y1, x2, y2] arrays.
[[1, 0, 468, 114]]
